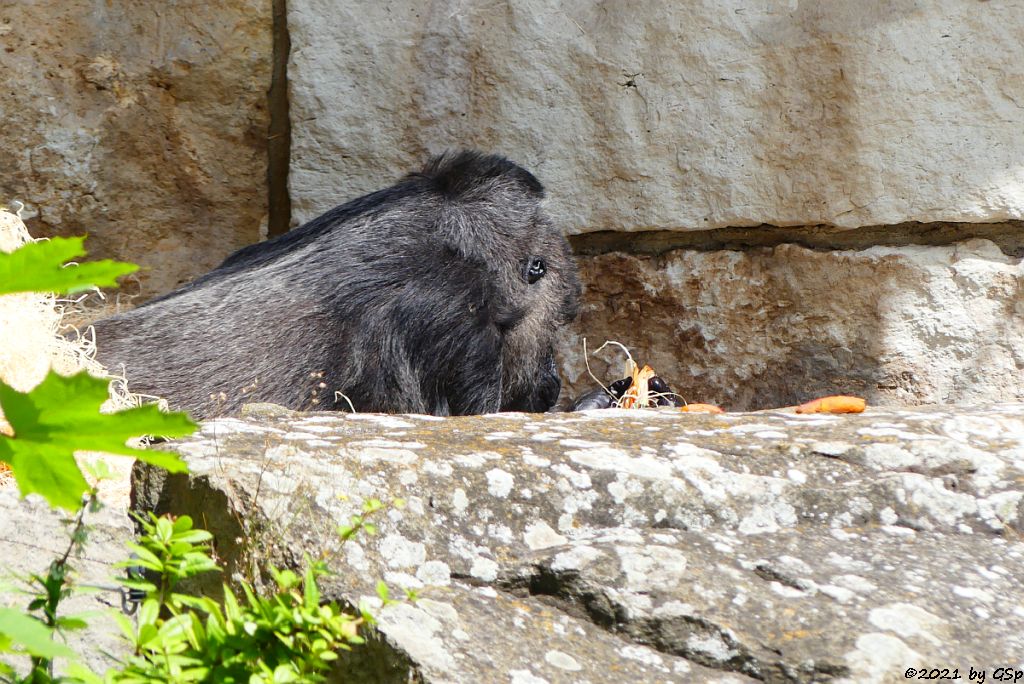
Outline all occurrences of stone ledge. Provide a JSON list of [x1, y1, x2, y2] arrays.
[[134, 404, 1024, 683]]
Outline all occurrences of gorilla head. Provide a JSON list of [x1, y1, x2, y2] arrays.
[[93, 151, 580, 418]]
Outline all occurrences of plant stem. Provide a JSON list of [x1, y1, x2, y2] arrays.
[[27, 486, 98, 678]]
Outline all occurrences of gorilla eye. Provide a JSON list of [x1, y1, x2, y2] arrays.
[[524, 257, 546, 284]]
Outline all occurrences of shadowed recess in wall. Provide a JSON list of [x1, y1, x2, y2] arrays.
[[570, 221, 1024, 257], [268, 0, 292, 237]]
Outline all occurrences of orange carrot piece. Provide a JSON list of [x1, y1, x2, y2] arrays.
[[679, 403, 725, 414], [795, 395, 866, 414], [620, 364, 656, 409]]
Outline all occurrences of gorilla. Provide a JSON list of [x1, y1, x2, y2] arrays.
[[93, 151, 581, 419]]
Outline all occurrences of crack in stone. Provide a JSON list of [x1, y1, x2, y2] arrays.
[[267, 0, 292, 238], [753, 562, 812, 592], [495, 564, 798, 681], [569, 220, 1024, 258]]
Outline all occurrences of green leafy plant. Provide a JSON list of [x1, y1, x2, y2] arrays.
[[336, 497, 387, 542], [0, 372, 193, 510], [0, 237, 136, 297], [19, 482, 103, 683], [0, 234, 189, 509], [87, 514, 372, 684], [3, 510, 378, 684], [0, 465, 111, 684], [0, 371, 193, 510], [0, 609, 76, 679]]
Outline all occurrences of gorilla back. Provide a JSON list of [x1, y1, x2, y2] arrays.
[[93, 151, 581, 418]]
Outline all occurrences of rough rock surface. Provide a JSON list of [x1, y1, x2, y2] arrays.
[[287, 1, 1024, 232], [0, 490, 133, 676], [0, 1, 271, 299], [135, 403, 1024, 683], [562, 240, 1024, 410]]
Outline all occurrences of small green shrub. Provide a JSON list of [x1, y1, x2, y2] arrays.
[[1, 470, 107, 683], [82, 514, 372, 684]]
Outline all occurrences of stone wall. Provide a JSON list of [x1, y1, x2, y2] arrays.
[[287, 0, 1024, 407], [287, 1, 1024, 231], [566, 240, 1024, 410], [0, 1, 272, 298], [3, 1, 1022, 406]]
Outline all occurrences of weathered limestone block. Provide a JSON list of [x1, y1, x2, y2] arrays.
[[135, 404, 1024, 683], [0, 490, 133, 675], [0, 2, 272, 298], [287, 1, 1024, 232], [562, 240, 1024, 409]]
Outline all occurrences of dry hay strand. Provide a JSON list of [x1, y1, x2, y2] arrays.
[[0, 207, 142, 501]]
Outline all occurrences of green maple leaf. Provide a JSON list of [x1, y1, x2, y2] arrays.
[[0, 371, 195, 509], [0, 607, 75, 659], [0, 236, 137, 295]]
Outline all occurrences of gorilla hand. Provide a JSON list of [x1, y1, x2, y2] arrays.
[[569, 376, 680, 411], [568, 377, 632, 411]]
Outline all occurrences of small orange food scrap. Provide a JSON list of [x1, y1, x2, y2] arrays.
[[795, 395, 866, 414], [679, 403, 725, 414], [619, 363, 656, 409]]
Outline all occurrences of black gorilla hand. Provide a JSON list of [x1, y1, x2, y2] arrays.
[[568, 377, 632, 411], [569, 376, 680, 411]]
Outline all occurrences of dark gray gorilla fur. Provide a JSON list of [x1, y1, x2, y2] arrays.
[[94, 151, 581, 418]]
